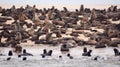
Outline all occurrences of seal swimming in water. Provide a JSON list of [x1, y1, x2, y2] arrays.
[[42, 54, 45, 58], [82, 49, 92, 57], [23, 57, 27, 60], [43, 49, 47, 55], [46, 50, 53, 56], [18, 55, 21, 58], [6, 57, 11, 61], [41, 49, 53, 56], [8, 50, 13, 56], [113, 48, 120, 56], [67, 53, 73, 59], [20, 49, 33, 56], [83, 47, 87, 53], [59, 55, 62, 59], [60, 43, 69, 52]]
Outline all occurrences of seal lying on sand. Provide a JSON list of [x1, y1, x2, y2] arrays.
[[0, 4, 120, 49], [95, 43, 106, 48], [0, 16, 12, 21]]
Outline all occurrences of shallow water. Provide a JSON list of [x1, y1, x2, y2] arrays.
[[0, 45, 120, 67], [0, 58, 120, 67]]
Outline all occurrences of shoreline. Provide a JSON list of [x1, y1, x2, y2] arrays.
[[0, 45, 120, 56]]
